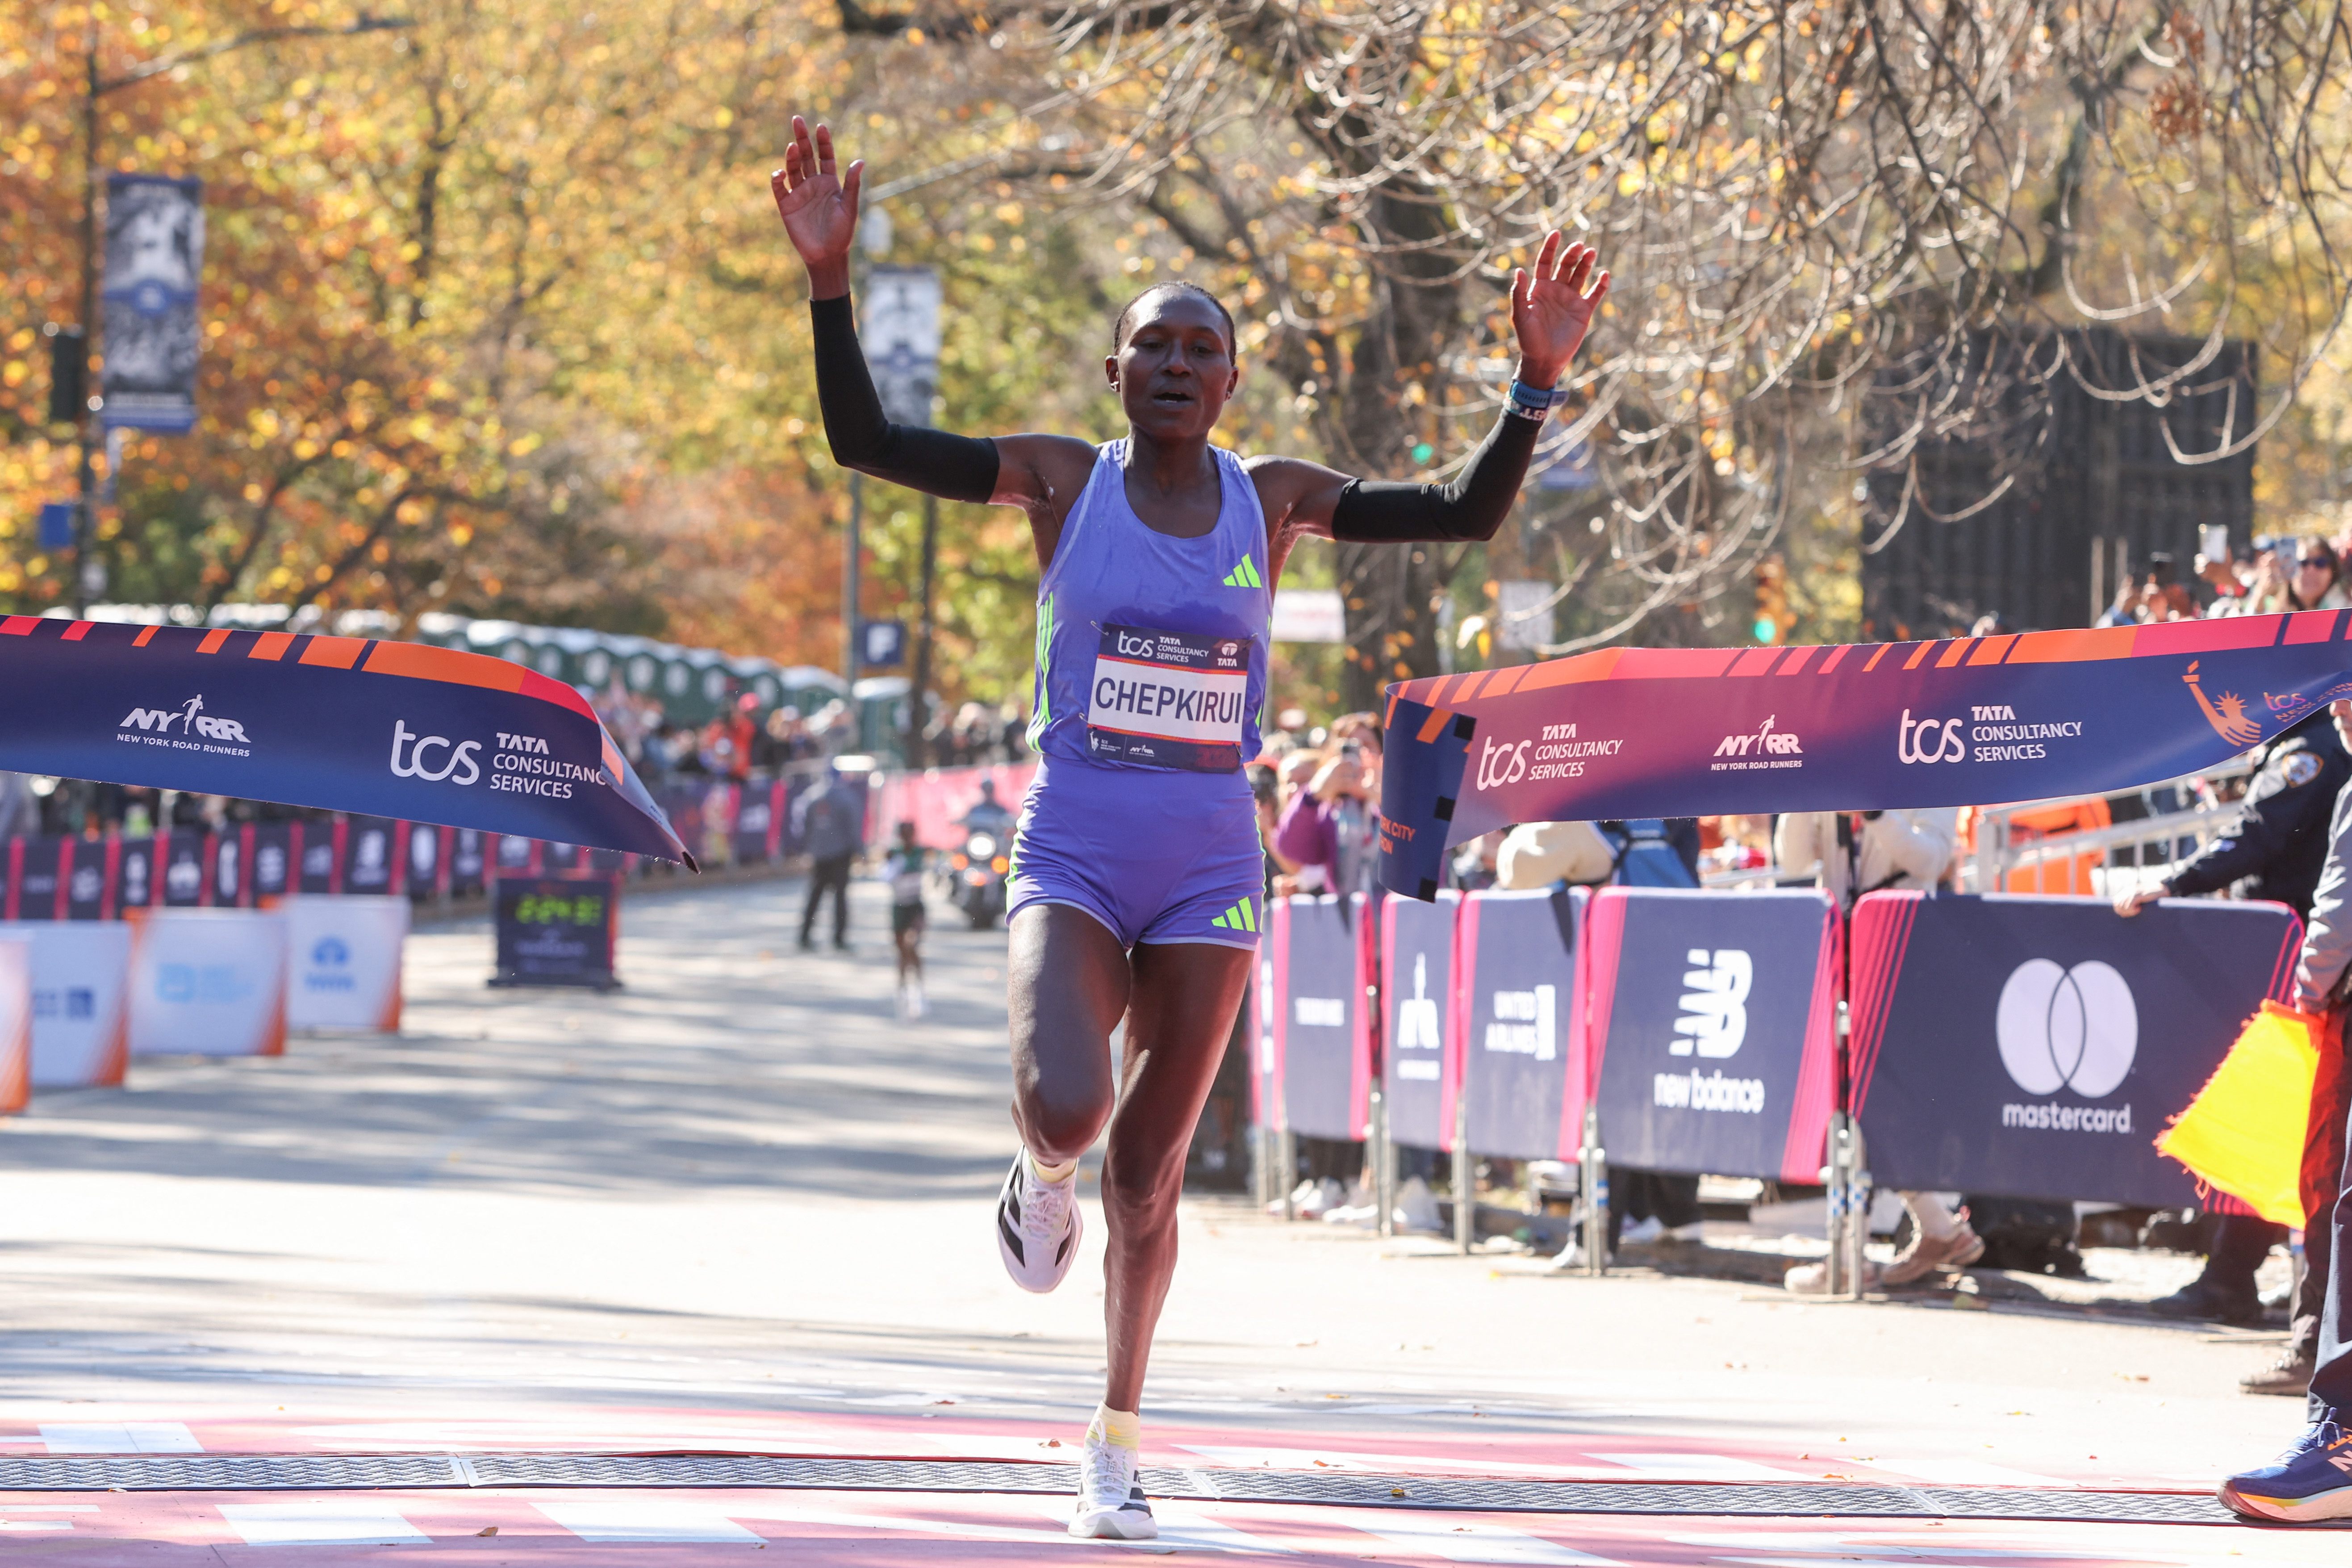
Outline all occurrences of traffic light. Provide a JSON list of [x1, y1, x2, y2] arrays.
[[43, 323, 86, 427], [1753, 554, 1795, 644]]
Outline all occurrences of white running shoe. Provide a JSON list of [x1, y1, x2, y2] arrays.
[[1069, 1433, 1156, 1540], [906, 982, 925, 1019], [995, 1152, 1082, 1292]]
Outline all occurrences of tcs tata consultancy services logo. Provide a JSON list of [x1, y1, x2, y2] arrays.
[[1995, 958, 2137, 1097]]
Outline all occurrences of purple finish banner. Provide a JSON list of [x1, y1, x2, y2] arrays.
[[1379, 610, 2352, 899], [0, 619, 686, 864]]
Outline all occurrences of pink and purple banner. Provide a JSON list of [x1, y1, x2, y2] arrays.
[[1379, 608, 2352, 899]]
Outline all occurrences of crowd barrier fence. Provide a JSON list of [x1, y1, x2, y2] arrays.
[[128, 908, 289, 1059], [0, 922, 131, 1090], [1257, 886, 2305, 1282], [0, 941, 28, 1113]]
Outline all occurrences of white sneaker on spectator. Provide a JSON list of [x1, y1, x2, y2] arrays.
[[1664, 1221, 1707, 1244], [1619, 1216, 1666, 1245], [1069, 1433, 1157, 1540], [995, 1153, 1081, 1293]]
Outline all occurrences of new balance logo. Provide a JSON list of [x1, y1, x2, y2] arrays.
[[1222, 558, 1263, 589], [1209, 899, 1258, 932]]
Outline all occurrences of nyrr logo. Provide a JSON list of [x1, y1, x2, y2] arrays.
[[1670, 949, 1750, 1058], [1713, 715, 1801, 758], [119, 694, 250, 744], [1474, 736, 1529, 790], [1898, 708, 1965, 764]]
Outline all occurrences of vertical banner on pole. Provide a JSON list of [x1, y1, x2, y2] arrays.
[[1448, 886, 1586, 1160], [340, 816, 399, 894], [299, 823, 340, 893], [1381, 890, 1458, 1150], [100, 175, 205, 434], [1270, 895, 1372, 1141], [212, 824, 248, 907], [2, 922, 132, 1089], [0, 939, 30, 1112], [160, 830, 208, 907], [449, 829, 488, 898], [127, 908, 288, 1058], [406, 821, 447, 899], [117, 836, 155, 912], [1579, 886, 1842, 1182]]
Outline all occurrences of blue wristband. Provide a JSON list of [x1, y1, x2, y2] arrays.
[[1506, 380, 1570, 420]]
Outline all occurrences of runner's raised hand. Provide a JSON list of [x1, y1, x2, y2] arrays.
[[1511, 232, 1610, 388], [772, 116, 863, 298]]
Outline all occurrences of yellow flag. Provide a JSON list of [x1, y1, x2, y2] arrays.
[[2155, 1001, 2320, 1228]]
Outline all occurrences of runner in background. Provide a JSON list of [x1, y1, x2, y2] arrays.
[[774, 114, 1608, 1541], [887, 820, 930, 1020]]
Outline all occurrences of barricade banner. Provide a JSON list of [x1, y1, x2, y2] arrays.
[[0, 940, 28, 1111], [1579, 887, 1841, 1183], [448, 828, 487, 896], [877, 761, 1040, 847], [8, 835, 67, 921], [118, 835, 155, 910], [494, 833, 538, 876], [213, 824, 249, 907], [1447, 886, 1586, 1161], [1849, 891, 2301, 1205], [63, 838, 111, 921], [1380, 608, 2352, 899], [1380, 890, 1458, 1150], [299, 823, 340, 893], [127, 908, 288, 1058], [250, 823, 295, 903], [160, 830, 209, 907], [1269, 894, 1371, 1142], [340, 816, 402, 895], [491, 875, 619, 989], [405, 821, 447, 900], [1, 921, 131, 1088], [284, 895, 408, 1032], [731, 780, 784, 865]]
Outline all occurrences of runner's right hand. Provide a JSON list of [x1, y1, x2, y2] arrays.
[[772, 116, 863, 295]]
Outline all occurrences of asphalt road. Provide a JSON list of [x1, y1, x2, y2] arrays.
[[0, 873, 2339, 1561]]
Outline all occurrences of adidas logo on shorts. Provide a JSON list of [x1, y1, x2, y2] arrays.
[[1209, 898, 1257, 932]]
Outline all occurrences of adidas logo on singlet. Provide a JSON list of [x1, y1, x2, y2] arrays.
[[1222, 558, 1263, 589], [1209, 898, 1258, 933]]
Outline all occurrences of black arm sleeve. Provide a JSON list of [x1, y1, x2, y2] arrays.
[[1327, 409, 1542, 544], [810, 293, 999, 504]]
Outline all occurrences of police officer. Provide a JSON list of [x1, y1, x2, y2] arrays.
[[2117, 705, 2352, 1326]]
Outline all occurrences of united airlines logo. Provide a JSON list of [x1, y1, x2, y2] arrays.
[[117, 694, 252, 756], [1670, 949, 1750, 1058], [1394, 952, 1441, 1080]]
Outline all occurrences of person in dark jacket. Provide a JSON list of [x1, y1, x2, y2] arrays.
[[793, 768, 867, 951], [2117, 706, 2352, 1323]]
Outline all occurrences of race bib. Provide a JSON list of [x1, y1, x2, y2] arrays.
[[1086, 623, 1251, 773]]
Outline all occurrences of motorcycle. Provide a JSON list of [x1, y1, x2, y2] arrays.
[[951, 829, 1009, 929]]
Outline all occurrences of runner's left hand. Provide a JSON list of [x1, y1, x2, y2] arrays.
[[1511, 232, 1610, 388]]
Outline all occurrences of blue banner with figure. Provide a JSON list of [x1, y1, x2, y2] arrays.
[[1450, 886, 1584, 1161], [1582, 887, 1842, 1184], [0, 618, 685, 863], [1381, 890, 1457, 1150], [1848, 891, 2302, 1205], [1380, 610, 2352, 899], [1271, 894, 1370, 1142], [101, 175, 206, 433]]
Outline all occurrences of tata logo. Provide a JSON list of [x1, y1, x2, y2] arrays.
[[1474, 737, 1530, 790], [311, 936, 350, 967], [1713, 715, 1800, 758], [1671, 948, 1750, 1058], [1996, 958, 2136, 1097], [497, 732, 551, 754], [1898, 709, 1965, 764], [389, 719, 482, 785], [120, 694, 250, 744]]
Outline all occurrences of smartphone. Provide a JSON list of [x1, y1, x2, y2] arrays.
[[2201, 525, 2229, 562]]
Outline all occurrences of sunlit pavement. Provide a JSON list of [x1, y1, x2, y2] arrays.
[[0, 874, 2344, 1561]]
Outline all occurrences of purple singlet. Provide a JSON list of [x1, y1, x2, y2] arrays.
[[1008, 442, 1271, 949]]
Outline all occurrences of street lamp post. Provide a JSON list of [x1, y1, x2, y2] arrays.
[[60, 13, 411, 616]]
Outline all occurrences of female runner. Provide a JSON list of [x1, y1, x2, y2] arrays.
[[773, 116, 1608, 1540]]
